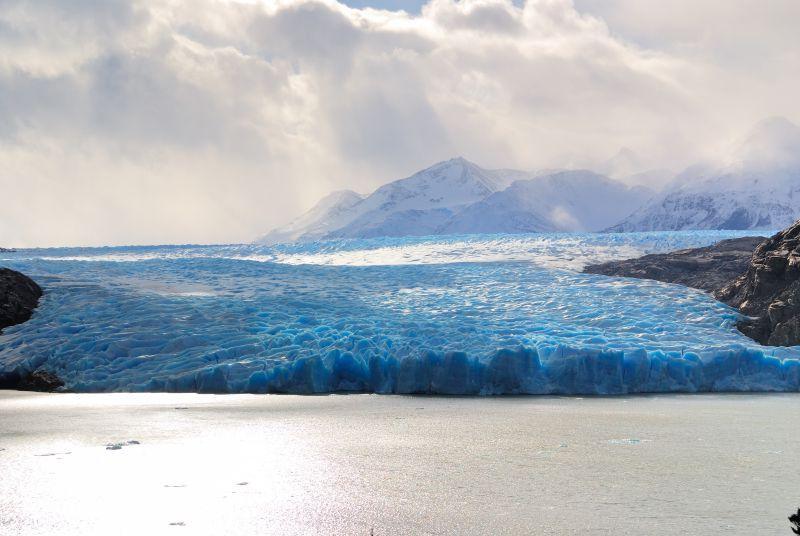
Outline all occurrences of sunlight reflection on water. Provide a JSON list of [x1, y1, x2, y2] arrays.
[[1, 391, 799, 535]]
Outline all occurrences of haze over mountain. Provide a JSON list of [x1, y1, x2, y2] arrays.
[[259, 190, 365, 244], [260, 117, 800, 243], [609, 117, 800, 232], [440, 170, 652, 235], [324, 158, 506, 240], [258, 159, 651, 243], [597, 148, 673, 189]]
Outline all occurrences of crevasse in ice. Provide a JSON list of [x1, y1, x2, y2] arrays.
[[1, 231, 798, 394]]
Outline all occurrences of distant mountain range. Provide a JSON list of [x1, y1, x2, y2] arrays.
[[258, 117, 800, 243], [609, 117, 800, 232], [257, 158, 651, 243]]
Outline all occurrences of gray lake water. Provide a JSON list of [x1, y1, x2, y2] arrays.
[[1, 392, 798, 535]]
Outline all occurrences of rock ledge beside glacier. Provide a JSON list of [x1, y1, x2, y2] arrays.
[[717, 221, 800, 346], [584, 236, 765, 292], [0, 267, 42, 333]]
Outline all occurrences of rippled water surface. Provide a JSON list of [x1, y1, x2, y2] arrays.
[[1, 391, 798, 535]]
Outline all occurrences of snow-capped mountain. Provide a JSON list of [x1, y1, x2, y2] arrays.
[[262, 116, 800, 242], [324, 157, 504, 239], [258, 158, 651, 243], [441, 170, 652, 234], [598, 147, 673, 188], [608, 117, 800, 232], [259, 157, 510, 242], [599, 147, 645, 180], [257, 189, 364, 244]]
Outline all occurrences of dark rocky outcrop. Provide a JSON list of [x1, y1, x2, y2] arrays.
[[0, 268, 54, 390], [585, 222, 800, 347], [1, 267, 43, 333], [15, 369, 65, 392], [715, 221, 800, 346], [583, 236, 766, 292], [0, 368, 65, 392]]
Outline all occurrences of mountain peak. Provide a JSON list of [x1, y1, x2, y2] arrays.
[[599, 147, 646, 180], [318, 189, 363, 205], [256, 188, 364, 244], [430, 156, 477, 170], [747, 116, 799, 137], [613, 147, 640, 162]]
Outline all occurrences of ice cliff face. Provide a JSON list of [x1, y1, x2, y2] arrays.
[[608, 117, 800, 232]]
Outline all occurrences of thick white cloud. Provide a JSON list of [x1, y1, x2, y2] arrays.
[[0, 0, 797, 246]]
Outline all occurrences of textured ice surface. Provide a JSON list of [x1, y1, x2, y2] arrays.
[[5, 230, 770, 268], [1, 231, 798, 394]]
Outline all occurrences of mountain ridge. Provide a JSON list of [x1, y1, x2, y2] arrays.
[[258, 117, 800, 243], [607, 116, 800, 233], [257, 159, 650, 243]]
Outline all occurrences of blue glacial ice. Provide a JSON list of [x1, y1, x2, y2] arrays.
[[0, 231, 798, 395]]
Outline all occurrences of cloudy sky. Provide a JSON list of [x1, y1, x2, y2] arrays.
[[1, 0, 798, 247]]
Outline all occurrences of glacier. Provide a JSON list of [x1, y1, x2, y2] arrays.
[[1, 231, 798, 395]]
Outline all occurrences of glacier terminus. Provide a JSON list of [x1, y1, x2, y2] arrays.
[[2, 231, 798, 395]]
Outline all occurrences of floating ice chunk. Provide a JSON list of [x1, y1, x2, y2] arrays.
[[105, 440, 141, 450], [606, 438, 647, 445]]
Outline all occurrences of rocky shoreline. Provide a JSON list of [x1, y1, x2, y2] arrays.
[[1, 267, 42, 334], [0, 268, 60, 391], [584, 236, 766, 292], [716, 221, 800, 346], [585, 223, 800, 347]]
